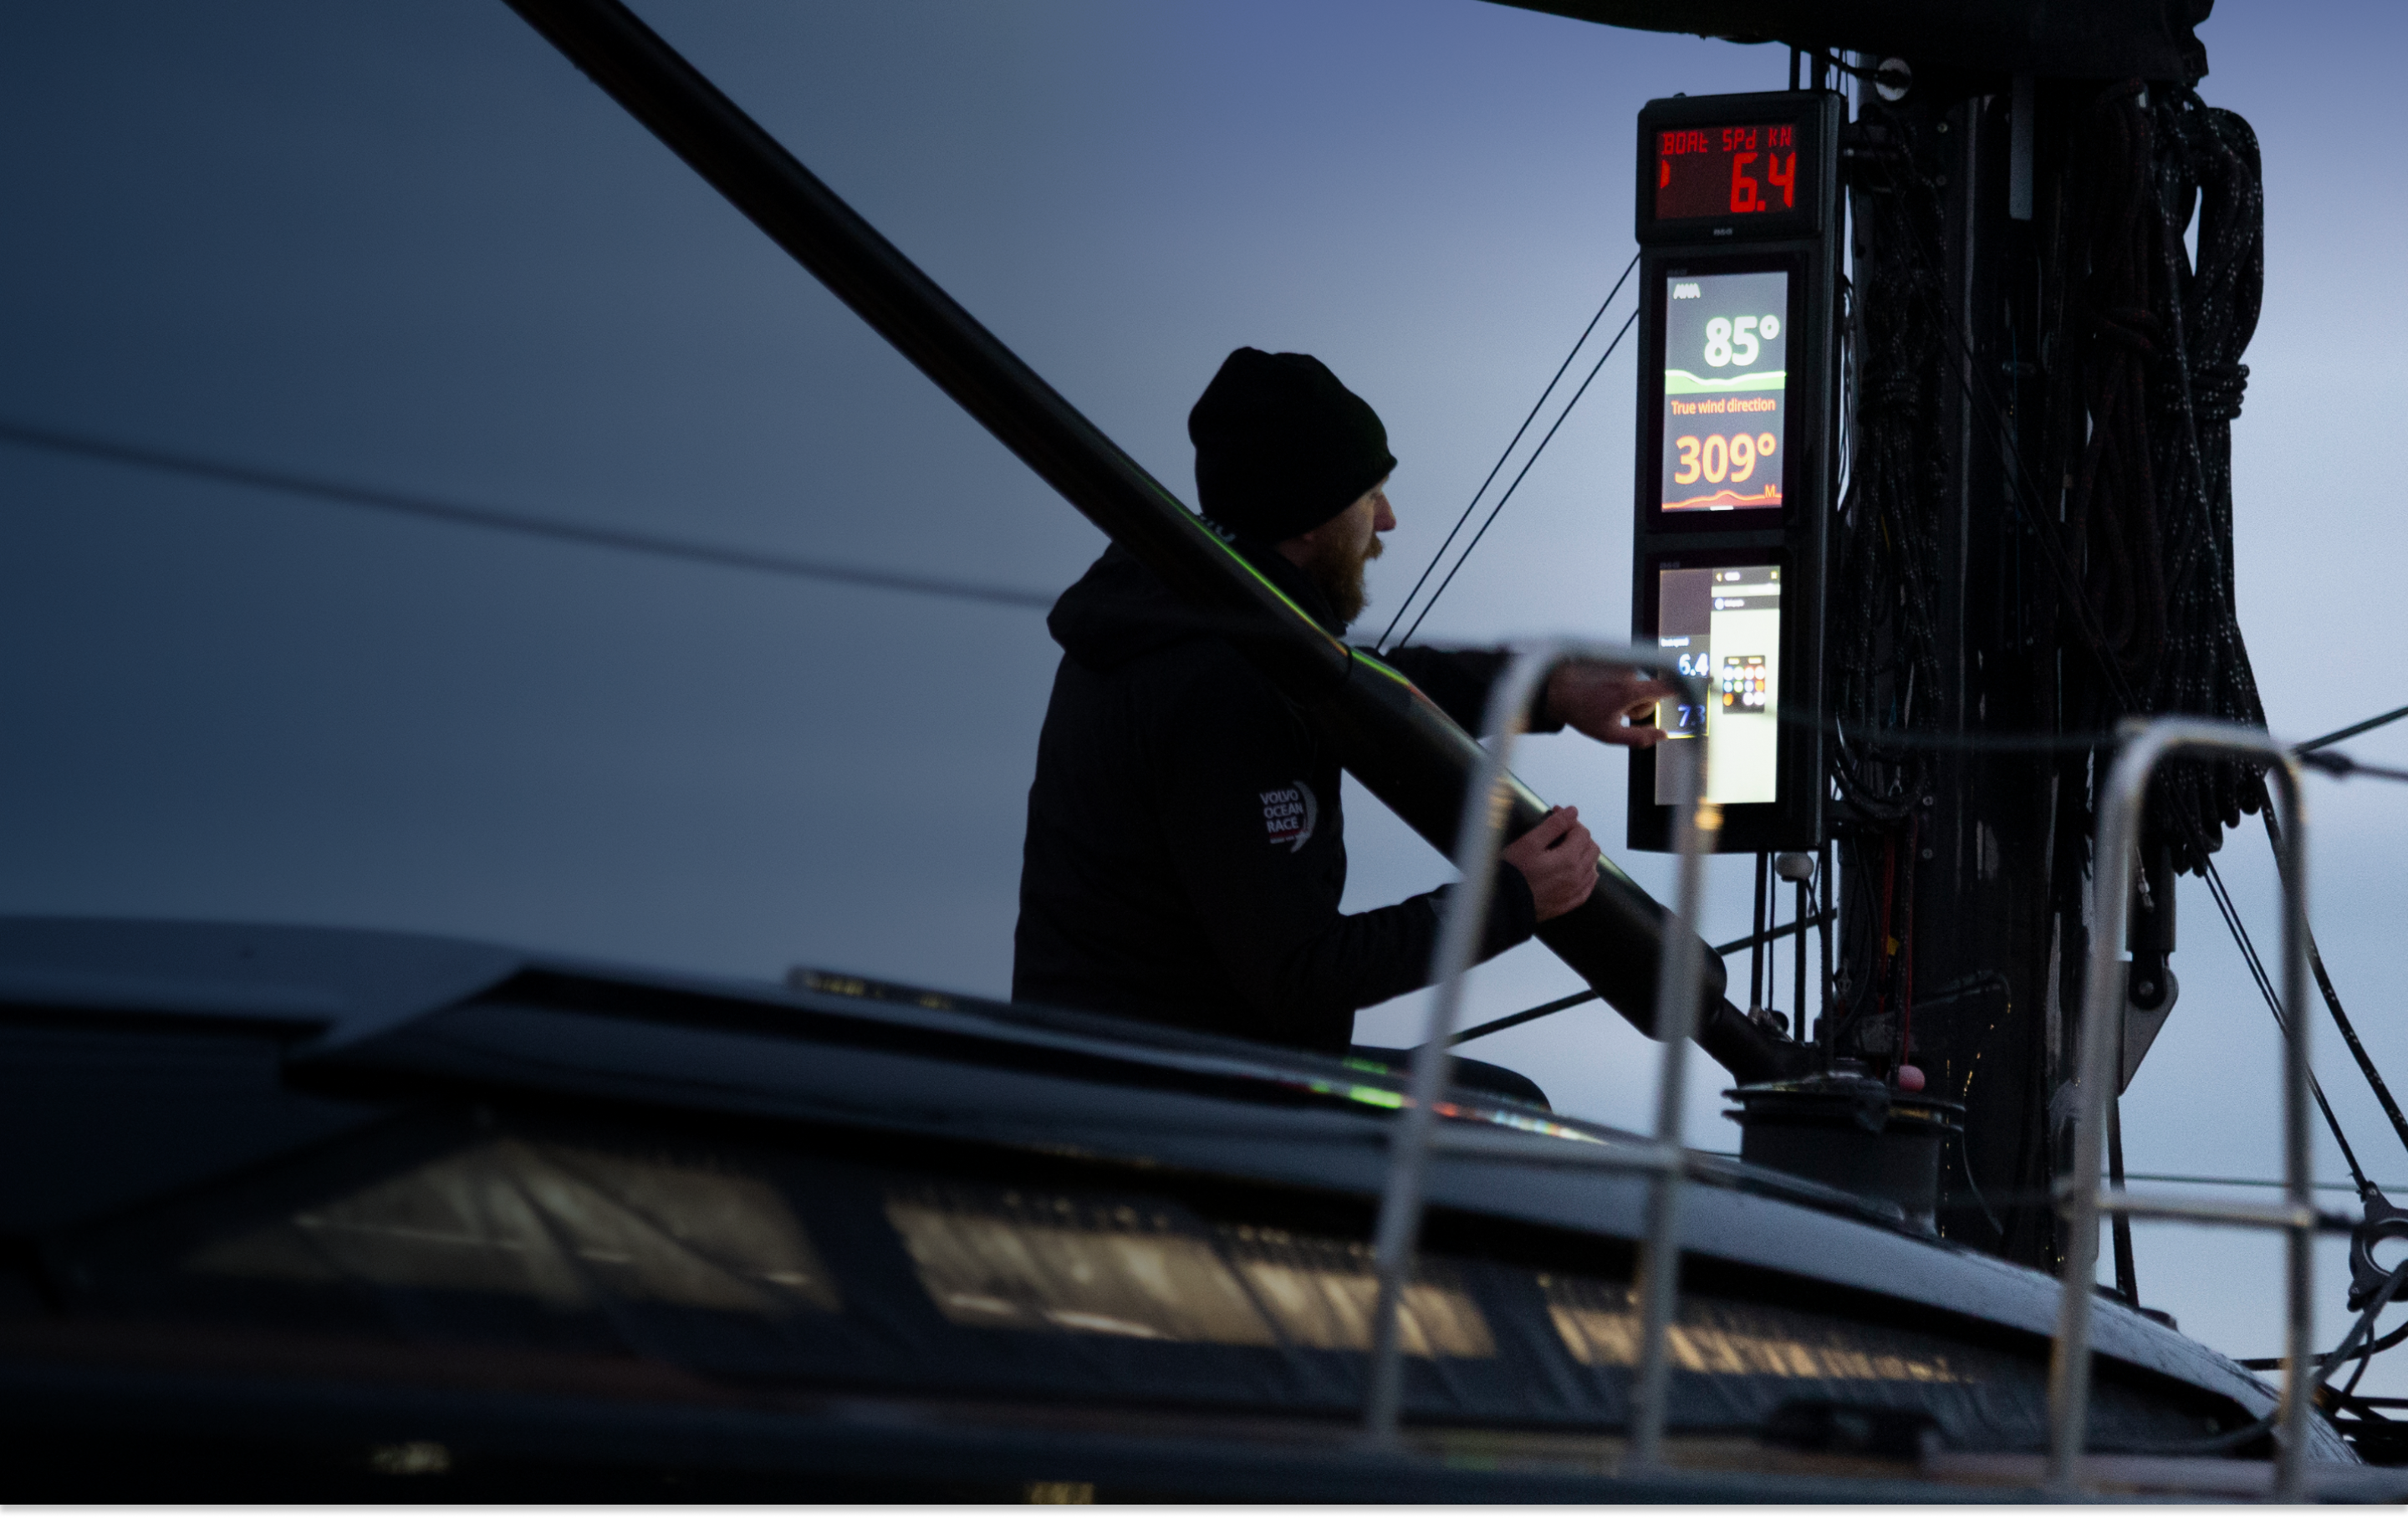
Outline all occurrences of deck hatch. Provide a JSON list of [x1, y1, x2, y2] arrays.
[[889, 1185, 1492, 1358], [190, 1137, 839, 1316]]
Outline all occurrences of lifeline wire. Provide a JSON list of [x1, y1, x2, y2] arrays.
[[1377, 251, 1640, 653], [1392, 307, 1641, 650], [1790, 699, 2408, 761], [0, 417, 1057, 612], [2122, 1170, 2405, 1193]]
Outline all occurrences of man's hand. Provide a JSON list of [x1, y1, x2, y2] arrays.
[[1499, 805, 1600, 922], [1546, 661, 1673, 748]]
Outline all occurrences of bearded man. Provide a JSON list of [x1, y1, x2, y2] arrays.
[[1013, 348, 1666, 1081]]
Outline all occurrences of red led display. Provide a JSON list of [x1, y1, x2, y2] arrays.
[[1655, 121, 1799, 222]]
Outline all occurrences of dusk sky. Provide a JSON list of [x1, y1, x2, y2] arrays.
[[7, 0, 2408, 1383]]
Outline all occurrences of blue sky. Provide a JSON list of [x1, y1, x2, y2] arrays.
[[7, 0, 2408, 1384]]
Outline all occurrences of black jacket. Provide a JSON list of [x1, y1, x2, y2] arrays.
[[1012, 539, 1558, 1053]]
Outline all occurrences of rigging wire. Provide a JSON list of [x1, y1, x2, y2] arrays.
[[2299, 749, 2408, 786], [2299, 700, 2408, 754], [1390, 307, 1640, 650], [0, 416, 1058, 612], [2188, 822, 2375, 1196], [1377, 252, 1640, 653], [2261, 802, 2408, 1164], [1445, 910, 1831, 1047]]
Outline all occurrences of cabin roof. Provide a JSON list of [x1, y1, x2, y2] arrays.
[[0, 910, 2301, 1443]]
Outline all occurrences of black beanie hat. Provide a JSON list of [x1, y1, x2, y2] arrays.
[[1188, 348, 1396, 542]]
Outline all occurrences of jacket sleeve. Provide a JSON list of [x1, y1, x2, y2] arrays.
[[1373, 646, 1566, 736], [1148, 654, 1538, 1050]]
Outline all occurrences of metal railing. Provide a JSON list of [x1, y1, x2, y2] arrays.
[[1361, 641, 1714, 1467], [2048, 717, 2313, 1500]]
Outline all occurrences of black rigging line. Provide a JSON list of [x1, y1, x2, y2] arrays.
[[2299, 750, 2408, 785], [0, 416, 1057, 612], [1446, 988, 1597, 1048], [2299, 700, 2408, 754], [2262, 803, 2408, 1166], [2303, 751, 2408, 796], [2189, 820, 2375, 1195], [1446, 910, 1830, 1047], [1392, 307, 1640, 651], [1376, 252, 1640, 654]]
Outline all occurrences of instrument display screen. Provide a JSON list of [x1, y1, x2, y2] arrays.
[[1660, 267, 1788, 514], [1654, 120, 1801, 222], [1654, 563, 1781, 807]]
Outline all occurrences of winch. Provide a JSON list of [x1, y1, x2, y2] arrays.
[[1728, 1062, 1964, 1234]]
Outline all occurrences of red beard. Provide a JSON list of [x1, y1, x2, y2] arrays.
[[1309, 529, 1382, 629]]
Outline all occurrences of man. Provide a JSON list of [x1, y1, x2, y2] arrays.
[[1013, 347, 1667, 1067]]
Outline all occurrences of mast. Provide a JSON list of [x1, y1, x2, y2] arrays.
[[1831, 69, 2079, 1268], [1838, 60, 2265, 1269], [1890, 79, 2064, 1266]]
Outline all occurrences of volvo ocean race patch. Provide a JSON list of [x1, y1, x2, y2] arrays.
[[1261, 782, 1318, 853]]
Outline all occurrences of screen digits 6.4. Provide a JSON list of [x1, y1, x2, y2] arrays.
[[1661, 269, 1788, 513], [1655, 120, 1798, 222]]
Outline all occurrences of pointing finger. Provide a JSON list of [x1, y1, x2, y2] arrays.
[[1627, 678, 1675, 706]]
